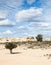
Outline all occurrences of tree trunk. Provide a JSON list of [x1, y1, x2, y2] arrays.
[[10, 49, 12, 54]]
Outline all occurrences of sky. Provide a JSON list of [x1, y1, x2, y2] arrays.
[[0, 0, 51, 38]]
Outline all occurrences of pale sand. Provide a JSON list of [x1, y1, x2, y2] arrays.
[[0, 45, 51, 65]]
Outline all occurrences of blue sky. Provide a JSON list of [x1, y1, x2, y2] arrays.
[[0, 0, 51, 38]]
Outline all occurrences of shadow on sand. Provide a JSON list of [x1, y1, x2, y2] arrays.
[[12, 52, 22, 54]]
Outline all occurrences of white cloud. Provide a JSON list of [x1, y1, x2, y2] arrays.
[[3, 30, 13, 35], [27, 0, 36, 5], [6, 0, 24, 8], [15, 7, 43, 22], [0, 30, 13, 35], [39, 22, 50, 27], [0, 19, 15, 26], [23, 22, 51, 34], [0, 10, 7, 19], [16, 22, 51, 34], [23, 32, 28, 35], [40, 0, 51, 7], [17, 26, 25, 29]]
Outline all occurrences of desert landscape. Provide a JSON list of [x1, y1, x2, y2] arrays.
[[0, 0, 51, 65], [0, 37, 51, 65]]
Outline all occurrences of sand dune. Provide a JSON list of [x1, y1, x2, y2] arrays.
[[0, 45, 51, 65]]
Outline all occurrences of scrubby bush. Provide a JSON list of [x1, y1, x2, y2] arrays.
[[36, 34, 43, 42], [5, 42, 17, 54]]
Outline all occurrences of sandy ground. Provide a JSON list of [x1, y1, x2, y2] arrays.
[[0, 45, 51, 65]]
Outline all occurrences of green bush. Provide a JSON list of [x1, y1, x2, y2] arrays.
[[36, 34, 43, 42], [5, 42, 17, 54]]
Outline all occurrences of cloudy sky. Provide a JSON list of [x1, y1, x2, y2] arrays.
[[0, 0, 51, 38]]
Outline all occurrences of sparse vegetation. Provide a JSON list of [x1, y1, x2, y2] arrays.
[[36, 34, 43, 42], [27, 36, 34, 39], [5, 42, 17, 54], [44, 54, 51, 59]]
